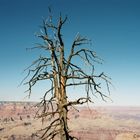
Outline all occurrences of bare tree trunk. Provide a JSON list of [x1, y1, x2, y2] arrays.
[[59, 76, 69, 140], [23, 13, 111, 140], [59, 104, 68, 140]]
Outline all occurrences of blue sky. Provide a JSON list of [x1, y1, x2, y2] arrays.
[[0, 0, 140, 106]]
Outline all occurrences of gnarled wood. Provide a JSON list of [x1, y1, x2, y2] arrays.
[[22, 11, 111, 140]]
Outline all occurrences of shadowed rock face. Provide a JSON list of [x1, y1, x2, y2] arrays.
[[0, 102, 140, 140], [3, 134, 38, 140], [115, 133, 140, 140], [0, 102, 37, 119], [68, 107, 101, 119], [71, 129, 136, 140]]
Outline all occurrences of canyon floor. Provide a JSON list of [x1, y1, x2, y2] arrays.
[[0, 102, 140, 140]]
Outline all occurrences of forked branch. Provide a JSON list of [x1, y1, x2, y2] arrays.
[[22, 12, 111, 140]]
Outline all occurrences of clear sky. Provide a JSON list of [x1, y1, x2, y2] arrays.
[[0, 0, 140, 106]]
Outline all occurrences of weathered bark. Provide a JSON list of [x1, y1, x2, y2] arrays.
[[23, 12, 111, 140], [60, 77, 68, 140]]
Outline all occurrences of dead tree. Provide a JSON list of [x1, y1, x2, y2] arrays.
[[22, 12, 111, 140]]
